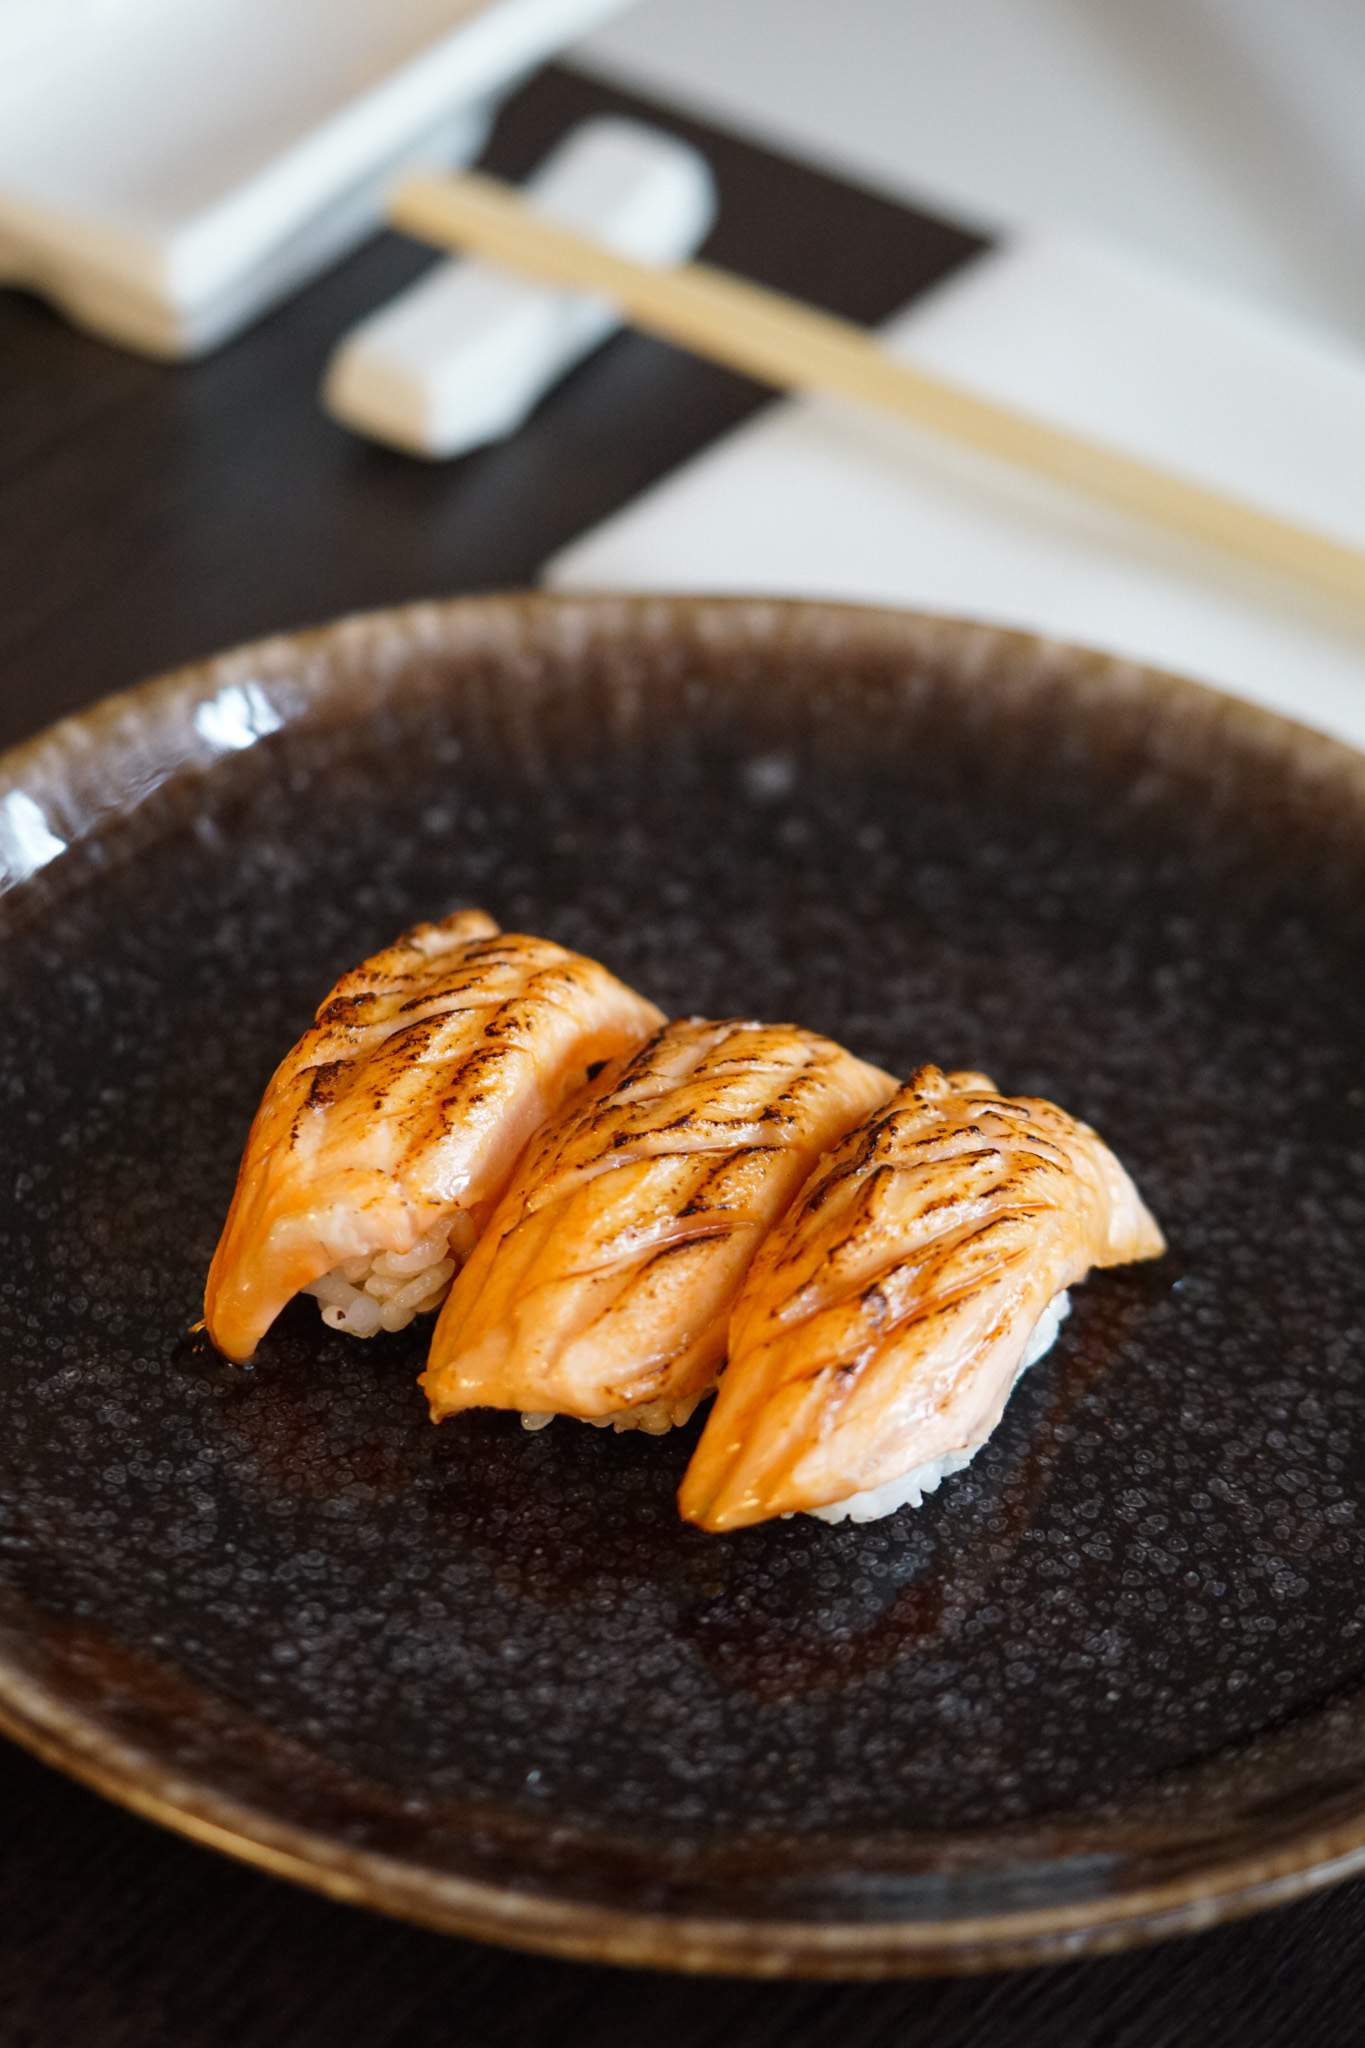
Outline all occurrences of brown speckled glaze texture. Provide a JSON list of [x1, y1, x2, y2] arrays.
[[1, 595, 1364, 1977]]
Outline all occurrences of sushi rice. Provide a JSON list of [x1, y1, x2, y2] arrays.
[[520, 1393, 706, 1437], [806, 1291, 1071, 1524], [304, 1216, 479, 1338]]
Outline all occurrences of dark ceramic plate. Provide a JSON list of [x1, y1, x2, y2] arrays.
[[2, 595, 1364, 1977]]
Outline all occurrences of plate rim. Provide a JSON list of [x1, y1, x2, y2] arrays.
[[8, 1633, 1365, 1978], [4, 588, 1365, 1977]]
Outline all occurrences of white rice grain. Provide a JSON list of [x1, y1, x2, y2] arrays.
[[520, 1391, 706, 1436], [304, 1220, 459, 1338]]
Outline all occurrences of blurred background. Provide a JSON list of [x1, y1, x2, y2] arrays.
[[577, 0, 1365, 343], [3, 0, 1362, 746]]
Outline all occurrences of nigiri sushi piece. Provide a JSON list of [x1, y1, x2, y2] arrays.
[[679, 1064, 1164, 1531], [421, 1019, 897, 1433], [204, 911, 663, 1362]]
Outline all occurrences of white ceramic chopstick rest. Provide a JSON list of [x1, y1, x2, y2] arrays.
[[322, 117, 716, 458]]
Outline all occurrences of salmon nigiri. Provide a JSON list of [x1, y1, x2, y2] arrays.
[[204, 911, 662, 1362], [679, 1064, 1164, 1531], [421, 1019, 896, 1433]]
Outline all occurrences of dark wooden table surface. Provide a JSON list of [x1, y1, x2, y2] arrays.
[[1, 61, 1360, 2048]]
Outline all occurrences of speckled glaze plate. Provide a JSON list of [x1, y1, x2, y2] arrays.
[[1, 595, 1364, 1978]]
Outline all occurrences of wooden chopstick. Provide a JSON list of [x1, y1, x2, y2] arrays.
[[388, 170, 1365, 611]]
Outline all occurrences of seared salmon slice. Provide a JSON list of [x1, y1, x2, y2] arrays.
[[680, 1064, 1164, 1530], [205, 911, 663, 1362], [421, 1018, 896, 1431]]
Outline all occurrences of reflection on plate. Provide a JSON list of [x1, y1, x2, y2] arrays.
[[1, 595, 1364, 1976]]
